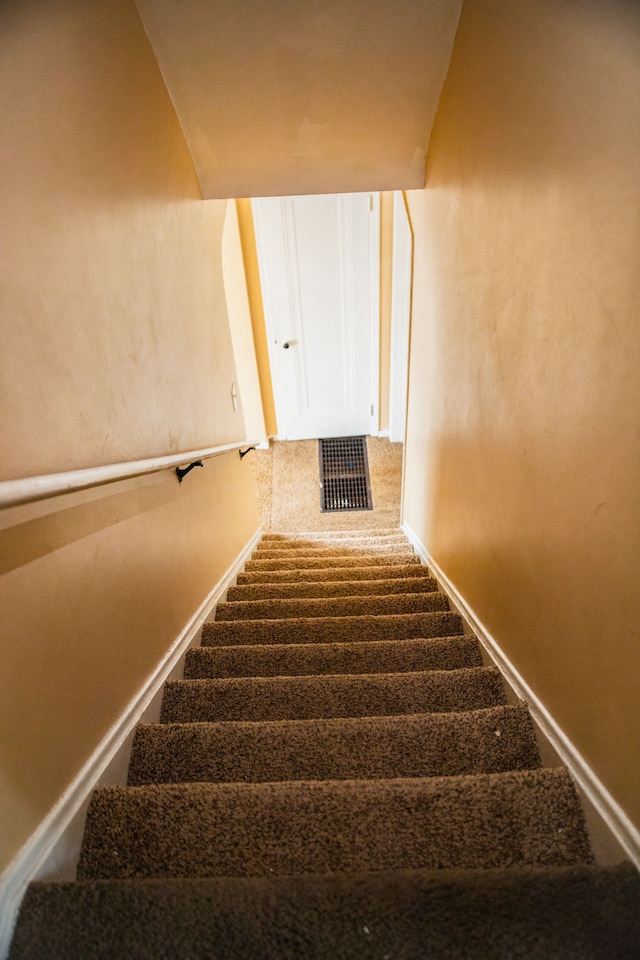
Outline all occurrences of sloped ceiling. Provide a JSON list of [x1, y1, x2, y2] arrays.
[[135, 0, 463, 199]]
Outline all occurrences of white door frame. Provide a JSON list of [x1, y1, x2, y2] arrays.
[[388, 191, 413, 443], [368, 193, 381, 437]]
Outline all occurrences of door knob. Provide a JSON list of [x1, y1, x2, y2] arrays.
[[282, 341, 291, 349]]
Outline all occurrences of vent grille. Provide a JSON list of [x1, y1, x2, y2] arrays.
[[319, 437, 373, 512]]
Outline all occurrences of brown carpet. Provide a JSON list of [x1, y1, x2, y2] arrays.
[[13, 866, 640, 960], [227, 573, 440, 600], [201, 610, 464, 645], [76, 769, 592, 880], [10, 530, 640, 959], [159, 667, 506, 722], [214, 590, 449, 620], [251, 437, 403, 531], [236, 560, 430, 583], [184, 635, 483, 678], [127, 706, 542, 785]]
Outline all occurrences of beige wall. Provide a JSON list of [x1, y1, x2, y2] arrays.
[[0, 459, 259, 869], [403, 0, 640, 829], [0, 0, 259, 871], [1, 0, 244, 479]]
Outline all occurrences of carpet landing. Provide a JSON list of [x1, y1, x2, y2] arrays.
[[10, 531, 640, 959]]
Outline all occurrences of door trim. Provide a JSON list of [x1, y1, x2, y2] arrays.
[[388, 191, 413, 443], [368, 193, 381, 436]]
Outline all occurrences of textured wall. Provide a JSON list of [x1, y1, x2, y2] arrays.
[[403, 0, 640, 828], [0, 0, 259, 871], [1, 0, 244, 480]]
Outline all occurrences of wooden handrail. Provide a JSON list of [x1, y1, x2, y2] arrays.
[[0, 440, 262, 509]]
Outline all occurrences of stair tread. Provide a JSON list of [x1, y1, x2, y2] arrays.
[[161, 666, 506, 722], [77, 768, 593, 880], [128, 704, 542, 785], [215, 591, 449, 621], [261, 529, 405, 540], [253, 546, 415, 559], [227, 575, 439, 601], [202, 610, 463, 646], [244, 554, 422, 571], [237, 562, 432, 583], [186, 635, 482, 678], [13, 865, 640, 960]]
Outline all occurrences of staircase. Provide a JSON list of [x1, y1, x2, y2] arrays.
[[10, 530, 640, 958]]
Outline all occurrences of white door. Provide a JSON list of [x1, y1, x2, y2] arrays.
[[252, 193, 379, 440]]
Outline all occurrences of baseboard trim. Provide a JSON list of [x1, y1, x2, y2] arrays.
[[402, 521, 640, 871], [0, 527, 262, 959]]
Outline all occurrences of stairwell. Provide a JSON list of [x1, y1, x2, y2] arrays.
[[10, 530, 640, 958]]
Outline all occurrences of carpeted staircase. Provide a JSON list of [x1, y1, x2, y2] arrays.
[[10, 530, 640, 958]]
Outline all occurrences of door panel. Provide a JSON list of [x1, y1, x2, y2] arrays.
[[253, 193, 378, 440]]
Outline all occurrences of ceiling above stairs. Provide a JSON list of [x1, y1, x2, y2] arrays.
[[135, 0, 463, 198]]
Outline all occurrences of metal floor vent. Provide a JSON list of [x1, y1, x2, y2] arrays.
[[319, 436, 373, 512]]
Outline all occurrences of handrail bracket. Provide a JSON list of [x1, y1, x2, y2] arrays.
[[175, 460, 204, 483]]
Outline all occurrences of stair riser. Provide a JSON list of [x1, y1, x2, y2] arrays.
[[253, 546, 415, 559], [77, 769, 593, 880], [202, 612, 464, 647], [128, 706, 542, 786], [236, 564, 431, 584], [17, 866, 639, 960], [254, 534, 410, 546], [226, 576, 439, 601], [260, 531, 405, 543], [244, 555, 422, 571], [214, 592, 449, 621], [160, 668, 506, 723], [185, 636, 482, 679]]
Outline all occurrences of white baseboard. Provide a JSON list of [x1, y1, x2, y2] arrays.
[[402, 521, 640, 872], [0, 527, 262, 959]]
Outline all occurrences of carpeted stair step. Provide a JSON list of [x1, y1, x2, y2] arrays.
[[186, 635, 482, 678], [250, 539, 413, 551], [127, 704, 542, 786], [76, 768, 593, 881], [214, 591, 449, 621], [237, 562, 431, 584], [260, 529, 406, 542], [244, 553, 422, 572], [160, 667, 506, 722], [252, 544, 415, 559], [202, 610, 463, 646], [13, 864, 639, 960], [251, 533, 413, 550], [226, 574, 439, 601]]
